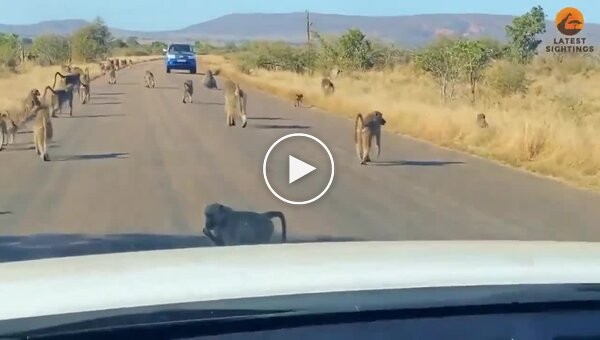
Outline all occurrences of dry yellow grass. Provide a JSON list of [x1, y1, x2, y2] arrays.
[[200, 54, 600, 192], [0, 55, 162, 124]]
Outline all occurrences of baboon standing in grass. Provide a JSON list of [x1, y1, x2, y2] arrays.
[[321, 77, 335, 96], [476, 113, 489, 128], [223, 79, 247, 128], [355, 111, 387, 165], [182, 80, 193, 103]]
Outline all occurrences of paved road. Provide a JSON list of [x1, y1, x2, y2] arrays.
[[1, 61, 599, 260]]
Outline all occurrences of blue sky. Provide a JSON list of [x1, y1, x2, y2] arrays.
[[3, 0, 599, 30]]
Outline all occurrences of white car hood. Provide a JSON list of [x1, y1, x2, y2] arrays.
[[1, 240, 600, 321]]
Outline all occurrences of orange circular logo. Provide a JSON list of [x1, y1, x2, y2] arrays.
[[555, 7, 584, 36]]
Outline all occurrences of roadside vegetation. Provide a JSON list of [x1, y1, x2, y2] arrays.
[[199, 6, 600, 191], [0, 17, 161, 122]]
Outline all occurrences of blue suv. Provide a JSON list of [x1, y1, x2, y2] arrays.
[[164, 43, 197, 74]]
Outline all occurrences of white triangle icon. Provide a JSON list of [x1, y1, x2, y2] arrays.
[[288, 155, 316, 184]]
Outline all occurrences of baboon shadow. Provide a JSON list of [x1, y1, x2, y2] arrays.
[[114, 82, 137, 86], [285, 235, 364, 244], [0, 233, 213, 263], [252, 124, 310, 130], [88, 102, 122, 105], [153, 86, 179, 90], [69, 114, 126, 119], [4, 144, 60, 152], [193, 101, 223, 106], [94, 92, 125, 96], [369, 160, 465, 167], [247, 117, 286, 121], [54, 152, 129, 162], [0, 211, 11, 215], [17, 130, 32, 134]]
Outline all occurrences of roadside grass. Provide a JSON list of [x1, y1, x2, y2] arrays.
[[0, 55, 162, 124], [200, 54, 600, 192]]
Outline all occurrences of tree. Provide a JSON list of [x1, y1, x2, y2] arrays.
[[414, 38, 462, 101], [71, 17, 112, 61], [110, 39, 127, 48], [31, 34, 71, 66], [505, 6, 546, 64], [336, 28, 374, 71], [126, 36, 139, 47], [150, 41, 167, 54], [453, 40, 493, 102], [0, 33, 20, 68]]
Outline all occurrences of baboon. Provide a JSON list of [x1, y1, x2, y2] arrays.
[[120, 59, 127, 68], [321, 77, 335, 96], [79, 68, 91, 104], [294, 93, 303, 107], [0, 112, 18, 149], [476, 113, 489, 128], [60, 64, 72, 73], [223, 80, 247, 127], [72, 66, 84, 76], [53, 71, 81, 96], [355, 111, 387, 165], [128, 59, 133, 66], [115, 59, 121, 70], [99, 62, 106, 75], [144, 70, 155, 88], [202, 69, 218, 89], [108, 66, 117, 84], [23, 88, 42, 112], [203, 203, 287, 246], [43, 85, 74, 117], [182, 80, 193, 103], [32, 105, 52, 161]]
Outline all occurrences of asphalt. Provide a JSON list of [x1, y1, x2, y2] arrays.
[[1, 60, 599, 261]]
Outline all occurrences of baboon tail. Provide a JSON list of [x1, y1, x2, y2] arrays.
[[43, 86, 56, 102], [355, 113, 364, 160], [265, 211, 286, 242], [53, 72, 65, 89]]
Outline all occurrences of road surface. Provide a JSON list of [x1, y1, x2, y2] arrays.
[[1, 61, 599, 261]]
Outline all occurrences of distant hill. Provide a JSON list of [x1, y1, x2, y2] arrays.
[[1, 12, 599, 47]]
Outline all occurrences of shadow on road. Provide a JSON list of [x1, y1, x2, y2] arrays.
[[369, 160, 465, 167], [0, 211, 11, 215], [88, 102, 122, 105], [69, 114, 126, 119], [248, 117, 287, 121], [3, 144, 59, 152], [17, 130, 32, 134], [193, 101, 223, 106], [54, 152, 129, 162], [94, 92, 125, 96], [0, 233, 365, 262], [252, 124, 310, 130], [114, 82, 137, 86], [153, 86, 179, 90]]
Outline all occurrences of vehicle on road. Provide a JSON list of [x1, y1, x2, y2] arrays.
[[1, 241, 600, 339], [164, 43, 197, 74]]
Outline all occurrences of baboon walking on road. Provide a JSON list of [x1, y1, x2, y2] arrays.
[[108, 66, 117, 84], [355, 111, 386, 165], [32, 105, 52, 161], [144, 70, 155, 88], [223, 79, 247, 128], [182, 80, 193, 103], [0, 112, 18, 150], [294, 93, 303, 107], [321, 77, 335, 96], [202, 69, 218, 89], [53, 72, 81, 96], [44, 85, 74, 117], [79, 68, 91, 104]]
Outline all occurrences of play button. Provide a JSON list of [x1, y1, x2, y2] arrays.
[[288, 155, 316, 184], [263, 133, 335, 205]]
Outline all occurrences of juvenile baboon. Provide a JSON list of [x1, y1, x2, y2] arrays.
[[53, 71, 81, 96], [121, 59, 127, 68], [79, 68, 91, 104], [355, 111, 387, 165], [223, 80, 247, 127], [321, 77, 335, 96], [0, 111, 18, 149], [202, 69, 218, 89], [294, 93, 303, 107], [23, 88, 42, 112], [144, 70, 155, 88], [43, 85, 74, 117], [108, 66, 117, 84], [128, 59, 133, 66], [476, 113, 489, 128], [182, 80, 193, 103], [32, 105, 52, 161], [203, 203, 287, 246]]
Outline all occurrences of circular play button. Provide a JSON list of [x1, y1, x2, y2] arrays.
[[263, 133, 335, 205]]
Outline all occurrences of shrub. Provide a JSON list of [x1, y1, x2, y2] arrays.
[[486, 60, 530, 95]]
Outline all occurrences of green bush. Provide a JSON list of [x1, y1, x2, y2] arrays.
[[0, 33, 20, 69], [486, 60, 530, 95], [31, 34, 70, 66], [71, 18, 112, 61]]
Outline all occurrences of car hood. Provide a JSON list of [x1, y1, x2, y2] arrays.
[[1, 240, 600, 320]]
